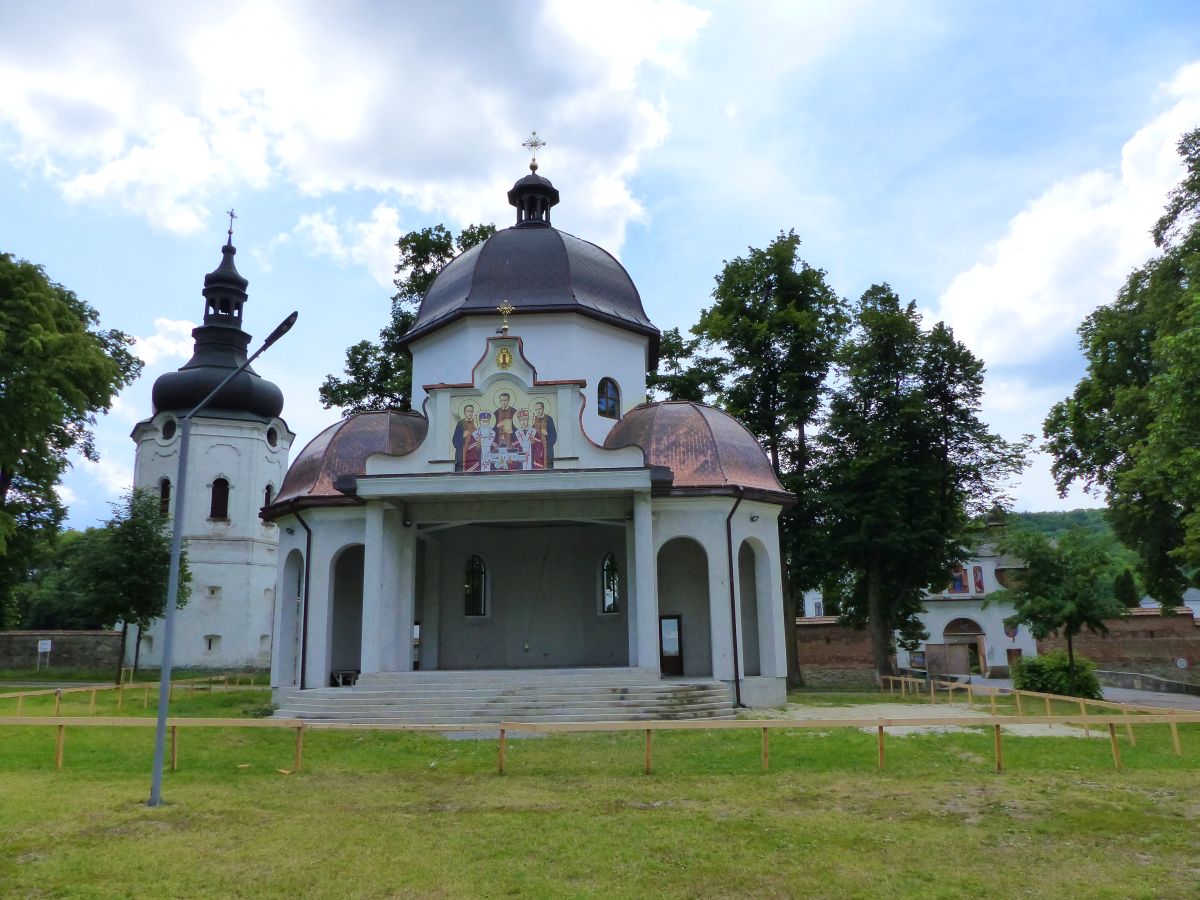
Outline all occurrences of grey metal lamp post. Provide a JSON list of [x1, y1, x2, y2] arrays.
[[147, 310, 297, 807]]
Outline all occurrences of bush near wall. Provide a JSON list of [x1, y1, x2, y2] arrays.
[[1013, 650, 1102, 699]]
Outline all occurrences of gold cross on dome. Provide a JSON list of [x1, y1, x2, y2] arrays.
[[497, 301, 515, 334], [522, 131, 546, 171]]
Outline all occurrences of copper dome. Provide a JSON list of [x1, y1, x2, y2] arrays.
[[604, 401, 793, 504], [264, 410, 427, 515]]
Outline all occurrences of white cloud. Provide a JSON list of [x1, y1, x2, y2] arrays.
[[935, 62, 1200, 367], [292, 204, 401, 289], [55, 483, 78, 505], [134, 318, 195, 365], [85, 458, 134, 496]]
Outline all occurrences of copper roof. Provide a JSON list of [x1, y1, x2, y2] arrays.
[[267, 410, 428, 512], [604, 401, 793, 503]]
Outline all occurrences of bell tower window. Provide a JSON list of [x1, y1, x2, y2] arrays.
[[210, 478, 230, 520], [598, 378, 621, 420], [159, 478, 171, 517]]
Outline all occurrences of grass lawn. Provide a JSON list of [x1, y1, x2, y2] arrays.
[[1, 690, 1198, 898]]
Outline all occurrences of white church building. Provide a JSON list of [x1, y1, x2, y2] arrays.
[[128, 238, 295, 671], [261, 163, 794, 714]]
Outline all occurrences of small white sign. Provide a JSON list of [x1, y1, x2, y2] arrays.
[[1176, 657, 1189, 670], [37, 639, 52, 653]]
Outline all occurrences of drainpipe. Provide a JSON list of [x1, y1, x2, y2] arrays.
[[295, 511, 313, 690], [726, 488, 744, 707]]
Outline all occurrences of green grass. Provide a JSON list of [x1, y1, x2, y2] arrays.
[[2, 690, 1198, 897]]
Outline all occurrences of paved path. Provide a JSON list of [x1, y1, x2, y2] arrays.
[[971, 676, 1200, 711]]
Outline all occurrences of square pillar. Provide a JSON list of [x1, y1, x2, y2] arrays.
[[420, 539, 441, 670], [633, 491, 658, 671], [360, 501, 386, 675], [388, 511, 417, 671]]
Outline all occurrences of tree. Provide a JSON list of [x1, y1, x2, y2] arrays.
[[0, 473, 65, 628], [997, 527, 1125, 683], [10, 490, 189, 672], [320, 223, 496, 415], [692, 231, 848, 684], [817, 286, 1026, 677], [1113, 567, 1140, 609], [645, 327, 722, 402], [1044, 128, 1200, 607], [0, 254, 142, 553]]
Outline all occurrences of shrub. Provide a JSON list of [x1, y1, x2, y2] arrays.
[[1012, 651, 1103, 699]]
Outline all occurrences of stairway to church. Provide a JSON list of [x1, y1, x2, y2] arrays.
[[273, 668, 736, 725]]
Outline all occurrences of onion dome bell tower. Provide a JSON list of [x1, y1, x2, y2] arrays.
[[129, 227, 293, 673]]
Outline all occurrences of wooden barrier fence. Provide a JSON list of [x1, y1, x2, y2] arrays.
[[2, 708, 1197, 776], [0, 672, 267, 718]]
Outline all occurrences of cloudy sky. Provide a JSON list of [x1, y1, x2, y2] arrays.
[[3, 0, 1199, 528]]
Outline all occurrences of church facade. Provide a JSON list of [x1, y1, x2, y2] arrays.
[[263, 165, 793, 708]]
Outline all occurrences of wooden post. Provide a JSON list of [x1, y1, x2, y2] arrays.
[[189, 683, 195, 699], [16, 694, 23, 717], [117, 685, 125, 710], [54, 690, 62, 716], [929, 679, 936, 704], [1043, 695, 1051, 717], [144, 685, 150, 708], [293, 725, 305, 772], [1014, 691, 1023, 716], [761, 728, 769, 772], [1122, 708, 1135, 746], [644, 729, 653, 775], [170, 725, 178, 772], [1078, 699, 1089, 738], [993, 724, 1003, 773], [877, 725, 885, 769], [55, 724, 66, 770], [89, 688, 97, 714], [224, 674, 229, 691], [989, 690, 997, 717], [169, 683, 174, 702], [1108, 723, 1122, 770], [1169, 711, 1182, 756], [967, 684, 974, 706], [497, 728, 507, 775]]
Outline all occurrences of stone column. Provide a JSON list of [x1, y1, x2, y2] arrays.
[[633, 491, 658, 672], [420, 539, 441, 670], [625, 515, 639, 667], [360, 501, 386, 675], [705, 527, 735, 683], [391, 512, 417, 671]]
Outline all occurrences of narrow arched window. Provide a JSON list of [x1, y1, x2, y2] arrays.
[[264, 483, 274, 507], [159, 478, 171, 517], [210, 478, 230, 520], [597, 378, 621, 419], [600, 552, 619, 614], [465, 555, 487, 616]]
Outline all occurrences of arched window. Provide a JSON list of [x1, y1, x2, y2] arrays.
[[159, 478, 171, 517], [600, 552, 620, 614], [264, 483, 274, 507], [210, 478, 230, 520], [597, 378, 621, 419], [464, 555, 487, 616]]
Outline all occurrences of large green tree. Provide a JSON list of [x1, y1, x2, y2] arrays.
[[691, 231, 848, 684], [0, 254, 141, 554], [320, 223, 496, 415], [1045, 128, 1200, 606], [998, 526, 1124, 682], [817, 286, 1026, 677]]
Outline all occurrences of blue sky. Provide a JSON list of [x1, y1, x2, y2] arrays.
[[2, 0, 1199, 528]]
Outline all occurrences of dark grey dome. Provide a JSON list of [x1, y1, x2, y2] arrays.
[[152, 241, 284, 421], [400, 168, 659, 359]]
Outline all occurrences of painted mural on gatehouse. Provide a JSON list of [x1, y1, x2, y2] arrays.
[[450, 384, 557, 472]]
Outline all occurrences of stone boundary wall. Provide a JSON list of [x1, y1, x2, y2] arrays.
[[1097, 670, 1200, 696], [0, 630, 123, 671], [1036, 609, 1199, 681], [795, 617, 877, 689]]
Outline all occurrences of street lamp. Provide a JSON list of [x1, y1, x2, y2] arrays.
[[148, 310, 297, 807]]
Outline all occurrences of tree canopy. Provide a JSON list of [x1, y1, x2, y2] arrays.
[[319, 223, 496, 415], [0, 254, 141, 554], [1044, 128, 1200, 606], [997, 526, 1124, 680], [816, 286, 1027, 676]]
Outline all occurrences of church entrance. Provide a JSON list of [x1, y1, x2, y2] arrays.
[[659, 615, 683, 675], [656, 537, 713, 677], [329, 545, 364, 685], [417, 521, 631, 671]]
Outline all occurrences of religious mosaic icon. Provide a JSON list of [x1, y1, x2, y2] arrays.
[[451, 382, 556, 472], [496, 346, 513, 369]]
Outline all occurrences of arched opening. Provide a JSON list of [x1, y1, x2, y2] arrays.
[[209, 477, 230, 520], [329, 544, 364, 685], [264, 483, 274, 507], [943, 617, 985, 675], [278, 549, 304, 687], [464, 555, 487, 617], [738, 541, 761, 677], [656, 537, 712, 677], [597, 378, 621, 419], [158, 478, 171, 517], [600, 552, 619, 614]]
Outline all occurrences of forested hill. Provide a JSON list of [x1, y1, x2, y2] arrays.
[[1012, 508, 1110, 539]]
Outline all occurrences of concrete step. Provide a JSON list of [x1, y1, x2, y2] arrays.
[[279, 710, 738, 725], [276, 686, 730, 704]]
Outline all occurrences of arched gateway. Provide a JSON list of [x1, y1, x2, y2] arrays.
[[262, 160, 794, 720]]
